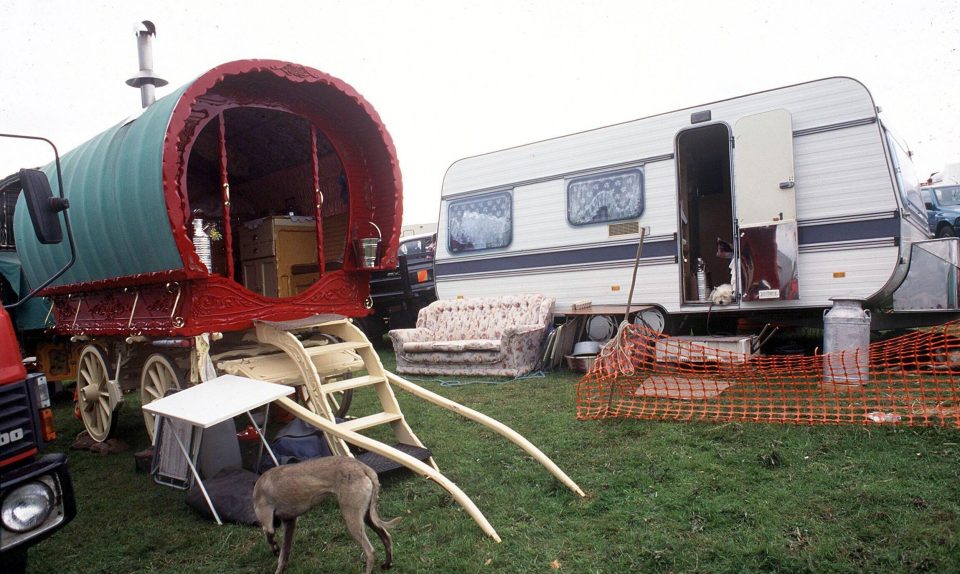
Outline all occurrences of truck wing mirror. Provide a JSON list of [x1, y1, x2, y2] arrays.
[[0, 132, 76, 309], [19, 168, 66, 244]]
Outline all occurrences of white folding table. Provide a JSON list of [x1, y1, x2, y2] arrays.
[[142, 374, 294, 524]]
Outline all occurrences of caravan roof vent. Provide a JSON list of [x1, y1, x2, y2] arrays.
[[691, 110, 711, 124], [608, 221, 640, 237]]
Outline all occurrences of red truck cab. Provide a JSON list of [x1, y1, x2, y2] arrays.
[[0, 144, 78, 573], [1, 304, 76, 571]]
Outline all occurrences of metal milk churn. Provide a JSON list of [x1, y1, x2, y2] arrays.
[[822, 297, 871, 387]]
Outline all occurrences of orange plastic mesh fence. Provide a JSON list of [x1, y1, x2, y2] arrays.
[[575, 321, 960, 428]]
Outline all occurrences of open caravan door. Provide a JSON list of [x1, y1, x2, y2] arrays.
[[734, 109, 800, 302]]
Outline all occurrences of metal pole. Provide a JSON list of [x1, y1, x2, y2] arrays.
[[623, 226, 648, 320], [218, 115, 234, 278], [125, 21, 168, 109], [171, 423, 222, 525], [311, 126, 325, 276]]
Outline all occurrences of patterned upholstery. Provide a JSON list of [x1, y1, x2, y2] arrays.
[[389, 295, 554, 377]]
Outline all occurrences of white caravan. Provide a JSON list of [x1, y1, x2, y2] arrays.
[[435, 77, 954, 332]]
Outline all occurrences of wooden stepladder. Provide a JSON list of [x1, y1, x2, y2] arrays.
[[218, 315, 584, 542]]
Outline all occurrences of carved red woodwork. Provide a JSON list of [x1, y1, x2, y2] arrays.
[[48, 271, 370, 337]]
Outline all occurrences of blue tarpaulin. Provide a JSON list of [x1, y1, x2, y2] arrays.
[[0, 251, 51, 331]]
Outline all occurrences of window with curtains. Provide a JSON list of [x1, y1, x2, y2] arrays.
[[566, 167, 644, 226], [447, 190, 512, 253]]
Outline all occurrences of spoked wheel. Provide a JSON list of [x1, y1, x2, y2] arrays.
[[76, 345, 118, 442], [634, 306, 669, 335], [326, 377, 353, 418], [303, 333, 354, 418], [140, 353, 186, 440], [297, 378, 353, 419]]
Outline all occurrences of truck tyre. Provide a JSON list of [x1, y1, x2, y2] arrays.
[[938, 224, 956, 238], [0, 548, 28, 574]]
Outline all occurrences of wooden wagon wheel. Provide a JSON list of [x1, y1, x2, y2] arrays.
[[312, 377, 353, 418], [295, 379, 353, 419], [313, 333, 353, 418], [76, 345, 119, 442], [140, 353, 186, 440], [333, 393, 353, 419]]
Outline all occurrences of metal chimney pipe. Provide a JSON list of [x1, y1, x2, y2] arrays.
[[125, 20, 168, 108]]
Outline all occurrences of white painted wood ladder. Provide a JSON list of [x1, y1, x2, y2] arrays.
[[220, 315, 584, 542]]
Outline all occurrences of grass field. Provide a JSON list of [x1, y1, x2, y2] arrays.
[[26, 351, 960, 573]]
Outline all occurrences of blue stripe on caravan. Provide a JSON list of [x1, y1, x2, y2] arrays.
[[435, 239, 676, 277], [436, 215, 900, 278], [797, 215, 900, 244]]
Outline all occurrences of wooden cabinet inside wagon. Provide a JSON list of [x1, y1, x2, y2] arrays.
[[15, 60, 402, 338]]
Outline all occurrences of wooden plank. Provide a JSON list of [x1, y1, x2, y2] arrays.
[[634, 375, 733, 400], [338, 411, 403, 432], [322, 374, 384, 394], [305, 341, 366, 355], [556, 304, 653, 316], [385, 371, 586, 498]]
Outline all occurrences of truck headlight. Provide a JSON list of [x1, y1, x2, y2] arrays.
[[1, 481, 54, 533]]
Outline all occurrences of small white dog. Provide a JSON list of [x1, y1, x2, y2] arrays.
[[709, 283, 736, 305]]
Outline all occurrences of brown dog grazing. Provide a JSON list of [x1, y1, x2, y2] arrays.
[[253, 456, 400, 574]]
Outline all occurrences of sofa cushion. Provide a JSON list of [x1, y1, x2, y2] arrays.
[[403, 339, 501, 353], [401, 349, 502, 365]]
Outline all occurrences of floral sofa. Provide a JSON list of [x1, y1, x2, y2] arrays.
[[388, 294, 555, 377]]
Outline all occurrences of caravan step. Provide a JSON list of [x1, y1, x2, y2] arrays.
[[338, 412, 403, 432], [654, 335, 757, 364], [356, 443, 433, 475], [322, 375, 385, 395]]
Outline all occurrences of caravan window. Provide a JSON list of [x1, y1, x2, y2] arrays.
[[447, 191, 512, 253], [566, 167, 644, 226]]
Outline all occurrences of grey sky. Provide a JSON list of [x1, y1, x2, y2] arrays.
[[1, 0, 957, 225]]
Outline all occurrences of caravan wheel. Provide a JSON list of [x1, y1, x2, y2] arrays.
[[140, 353, 186, 440], [634, 307, 669, 335]]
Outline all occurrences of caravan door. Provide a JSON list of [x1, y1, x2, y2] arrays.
[[734, 109, 800, 301], [675, 123, 735, 305]]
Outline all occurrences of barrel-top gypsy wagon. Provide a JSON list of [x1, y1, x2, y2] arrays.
[[16, 59, 402, 438], [15, 59, 582, 540]]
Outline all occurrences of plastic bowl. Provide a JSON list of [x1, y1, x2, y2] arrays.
[[572, 341, 601, 356]]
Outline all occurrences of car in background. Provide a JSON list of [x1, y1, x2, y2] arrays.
[[356, 232, 437, 343], [924, 183, 960, 237]]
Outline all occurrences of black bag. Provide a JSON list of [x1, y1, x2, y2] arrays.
[[257, 417, 332, 472], [184, 467, 260, 525]]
